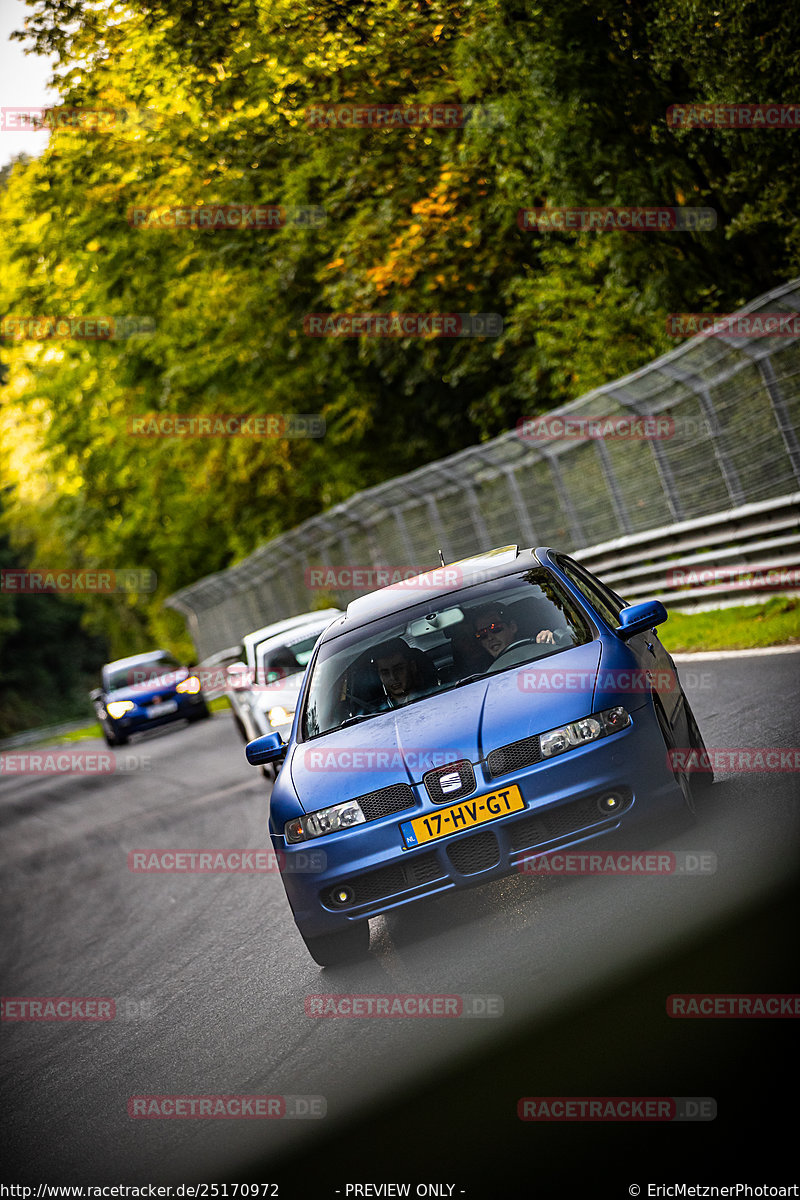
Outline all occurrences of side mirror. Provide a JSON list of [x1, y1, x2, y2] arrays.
[[89, 688, 103, 702], [246, 732, 287, 766], [226, 662, 251, 690], [615, 600, 668, 640]]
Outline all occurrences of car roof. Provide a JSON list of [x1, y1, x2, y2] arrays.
[[242, 608, 342, 652], [103, 649, 177, 671], [254, 616, 337, 658], [325, 546, 551, 633]]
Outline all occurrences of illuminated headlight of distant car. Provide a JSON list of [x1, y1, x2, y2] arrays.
[[268, 706, 294, 727], [540, 706, 630, 759], [106, 700, 135, 719], [284, 800, 366, 844], [176, 676, 202, 694]]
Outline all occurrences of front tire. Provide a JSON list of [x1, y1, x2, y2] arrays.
[[684, 699, 713, 791], [103, 724, 128, 747], [300, 922, 370, 967], [654, 698, 696, 818]]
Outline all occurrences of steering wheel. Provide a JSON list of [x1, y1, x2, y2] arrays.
[[485, 637, 540, 670], [343, 687, 378, 715]]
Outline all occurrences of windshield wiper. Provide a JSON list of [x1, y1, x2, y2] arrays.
[[446, 672, 489, 690], [337, 711, 376, 729]]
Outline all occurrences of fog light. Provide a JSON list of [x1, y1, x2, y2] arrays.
[[329, 885, 355, 908], [598, 793, 621, 814]]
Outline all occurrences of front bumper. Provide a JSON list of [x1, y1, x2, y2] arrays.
[[110, 691, 207, 736], [271, 706, 686, 938]]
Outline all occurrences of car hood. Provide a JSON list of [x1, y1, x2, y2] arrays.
[[289, 641, 602, 809], [105, 667, 189, 703]]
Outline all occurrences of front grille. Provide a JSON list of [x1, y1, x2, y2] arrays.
[[486, 734, 542, 778], [447, 831, 500, 875], [424, 760, 476, 803], [355, 782, 416, 822], [324, 851, 445, 909], [509, 789, 633, 852]]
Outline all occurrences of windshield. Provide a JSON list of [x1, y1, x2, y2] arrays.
[[256, 624, 331, 686], [301, 568, 593, 739], [105, 654, 181, 691]]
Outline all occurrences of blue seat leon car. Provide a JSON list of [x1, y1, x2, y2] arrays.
[[246, 546, 711, 966], [91, 650, 210, 745]]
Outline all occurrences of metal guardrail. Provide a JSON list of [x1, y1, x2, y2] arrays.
[[167, 278, 800, 658], [574, 492, 800, 611], [0, 717, 97, 752]]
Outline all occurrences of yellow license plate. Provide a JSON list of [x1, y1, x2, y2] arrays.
[[401, 784, 524, 848]]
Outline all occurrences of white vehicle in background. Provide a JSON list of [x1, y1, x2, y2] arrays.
[[227, 610, 341, 774]]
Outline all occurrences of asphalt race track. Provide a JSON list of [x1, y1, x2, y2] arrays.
[[2, 649, 799, 1196]]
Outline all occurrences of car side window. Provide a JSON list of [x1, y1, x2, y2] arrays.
[[555, 555, 625, 630]]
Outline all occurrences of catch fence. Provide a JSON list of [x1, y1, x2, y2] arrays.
[[167, 278, 800, 658]]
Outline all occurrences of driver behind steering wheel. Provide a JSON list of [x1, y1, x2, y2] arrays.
[[472, 603, 555, 658]]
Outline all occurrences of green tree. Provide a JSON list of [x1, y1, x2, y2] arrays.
[[0, 0, 797, 664]]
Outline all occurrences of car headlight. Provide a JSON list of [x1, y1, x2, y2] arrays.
[[106, 700, 135, 719], [176, 675, 201, 694], [540, 706, 630, 759], [284, 799, 366, 844], [268, 706, 294, 727]]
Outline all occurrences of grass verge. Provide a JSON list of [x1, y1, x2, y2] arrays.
[[659, 596, 800, 653]]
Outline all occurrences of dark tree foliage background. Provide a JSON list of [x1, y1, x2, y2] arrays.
[[0, 514, 109, 732], [1, 0, 798, 731]]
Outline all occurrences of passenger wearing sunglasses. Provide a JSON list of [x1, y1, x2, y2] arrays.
[[471, 603, 555, 660]]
